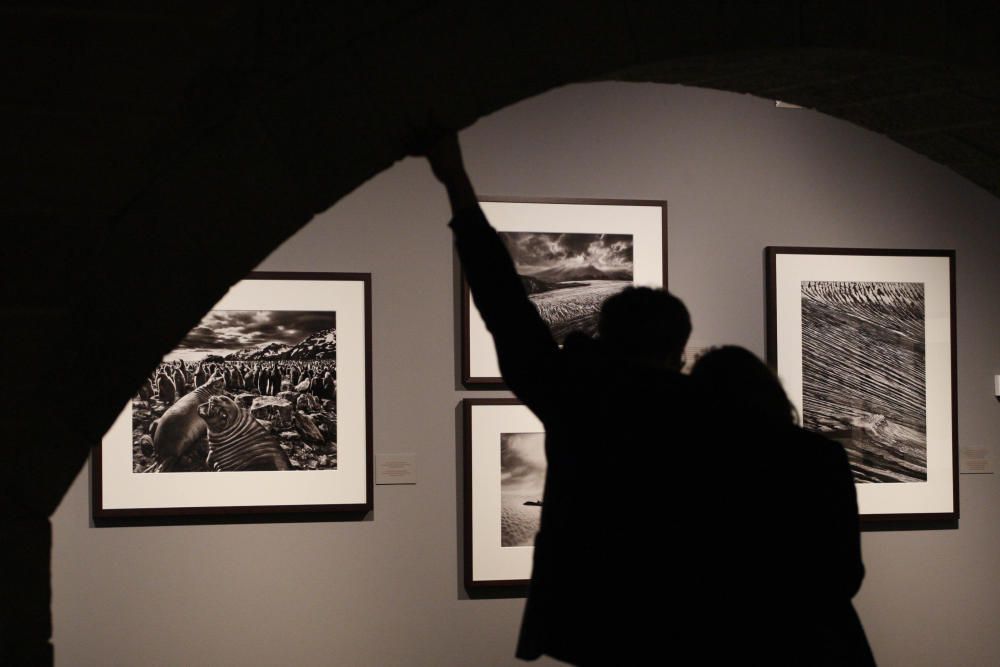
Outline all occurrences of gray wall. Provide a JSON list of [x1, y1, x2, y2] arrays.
[[52, 83, 1000, 666]]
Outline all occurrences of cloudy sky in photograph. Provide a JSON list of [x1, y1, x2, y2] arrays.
[[499, 232, 633, 276], [164, 310, 336, 361], [500, 432, 547, 496]]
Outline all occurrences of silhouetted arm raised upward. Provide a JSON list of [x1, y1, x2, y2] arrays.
[[424, 135, 561, 416], [425, 134, 477, 214]]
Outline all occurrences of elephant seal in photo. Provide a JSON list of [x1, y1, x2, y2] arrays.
[[198, 394, 291, 471], [145, 373, 225, 472]]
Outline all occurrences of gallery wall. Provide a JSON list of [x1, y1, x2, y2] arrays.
[[52, 82, 1000, 666]]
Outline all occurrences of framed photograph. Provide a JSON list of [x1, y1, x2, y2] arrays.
[[463, 398, 546, 587], [463, 197, 667, 386], [93, 272, 373, 522], [766, 247, 958, 522]]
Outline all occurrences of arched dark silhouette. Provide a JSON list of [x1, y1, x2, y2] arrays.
[[2, 2, 997, 661]]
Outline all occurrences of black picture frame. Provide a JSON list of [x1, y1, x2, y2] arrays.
[[765, 247, 958, 524], [463, 397, 545, 588], [461, 196, 668, 388], [92, 271, 374, 524]]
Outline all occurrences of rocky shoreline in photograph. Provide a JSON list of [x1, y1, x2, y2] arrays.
[[133, 379, 338, 472]]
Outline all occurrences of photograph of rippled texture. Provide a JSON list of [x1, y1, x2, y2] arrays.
[[500, 432, 547, 547], [801, 281, 927, 483]]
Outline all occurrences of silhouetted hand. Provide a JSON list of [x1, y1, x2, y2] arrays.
[[422, 133, 477, 213], [425, 133, 464, 185]]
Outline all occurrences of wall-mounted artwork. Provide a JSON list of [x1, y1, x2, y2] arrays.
[[463, 197, 666, 386], [93, 272, 373, 522], [464, 398, 546, 587], [766, 248, 957, 522]]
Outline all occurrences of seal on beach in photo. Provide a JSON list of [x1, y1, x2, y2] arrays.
[[145, 373, 226, 472], [198, 394, 292, 471]]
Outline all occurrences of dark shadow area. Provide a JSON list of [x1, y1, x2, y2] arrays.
[[691, 345, 876, 665], [465, 585, 530, 600], [3, 2, 998, 662], [452, 246, 471, 391], [862, 517, 959, 532], [454, 399, 469, 599], [91, 509, 372, 529]]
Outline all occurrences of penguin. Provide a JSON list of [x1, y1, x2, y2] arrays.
[[157, 373, 177, 404]]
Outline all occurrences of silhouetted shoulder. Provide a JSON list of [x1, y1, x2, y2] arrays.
[[793, 428, 852, 476], [796, 426, 845, 451], [561, 335, 694, 412], [561, 331, 596, 352]]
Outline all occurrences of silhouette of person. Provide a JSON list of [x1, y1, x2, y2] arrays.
[[690, 346, 876, 666], [425, 135, 716, 665]]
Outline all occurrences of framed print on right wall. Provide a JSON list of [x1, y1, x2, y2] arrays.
[[766, 247, 958, 522]]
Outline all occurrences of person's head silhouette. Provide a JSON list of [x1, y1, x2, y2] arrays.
[[689, 345, 796, 427], [597, 287, 691, 370]]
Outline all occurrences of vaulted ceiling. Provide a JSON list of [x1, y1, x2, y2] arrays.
[[4, 0, 998, 514]]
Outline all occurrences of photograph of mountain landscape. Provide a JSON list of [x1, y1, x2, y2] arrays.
[[498, 231, 634, 343], [801, 281, 928, 483], [500, 432, 547, 547], [131, 309, 339, 473]]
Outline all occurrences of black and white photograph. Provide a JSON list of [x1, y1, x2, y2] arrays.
[[132, 310, 339, 473], [801, 281, 927, 483], [500, 432, 546, 547], [499, 232, 633, 344], [464, 198, 666, 385], [94, 272, 373, 521], [767, 248, 957, 521], [464, 398, 545, 586]]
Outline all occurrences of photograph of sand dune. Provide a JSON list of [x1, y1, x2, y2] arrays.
[[801, 280, 927, 483], [767, 247, 957, 522]]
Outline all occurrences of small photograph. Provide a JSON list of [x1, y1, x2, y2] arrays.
[[131, 310, 338, 473], [801, 281, 927, 483], [500, 432, 547, 547], [499, 232, 634, 344]]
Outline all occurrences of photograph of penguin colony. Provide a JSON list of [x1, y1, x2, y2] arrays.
[[131, 310, 339, 473]]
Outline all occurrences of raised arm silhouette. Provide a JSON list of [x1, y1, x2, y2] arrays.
[[425, 134, 717, 664]]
